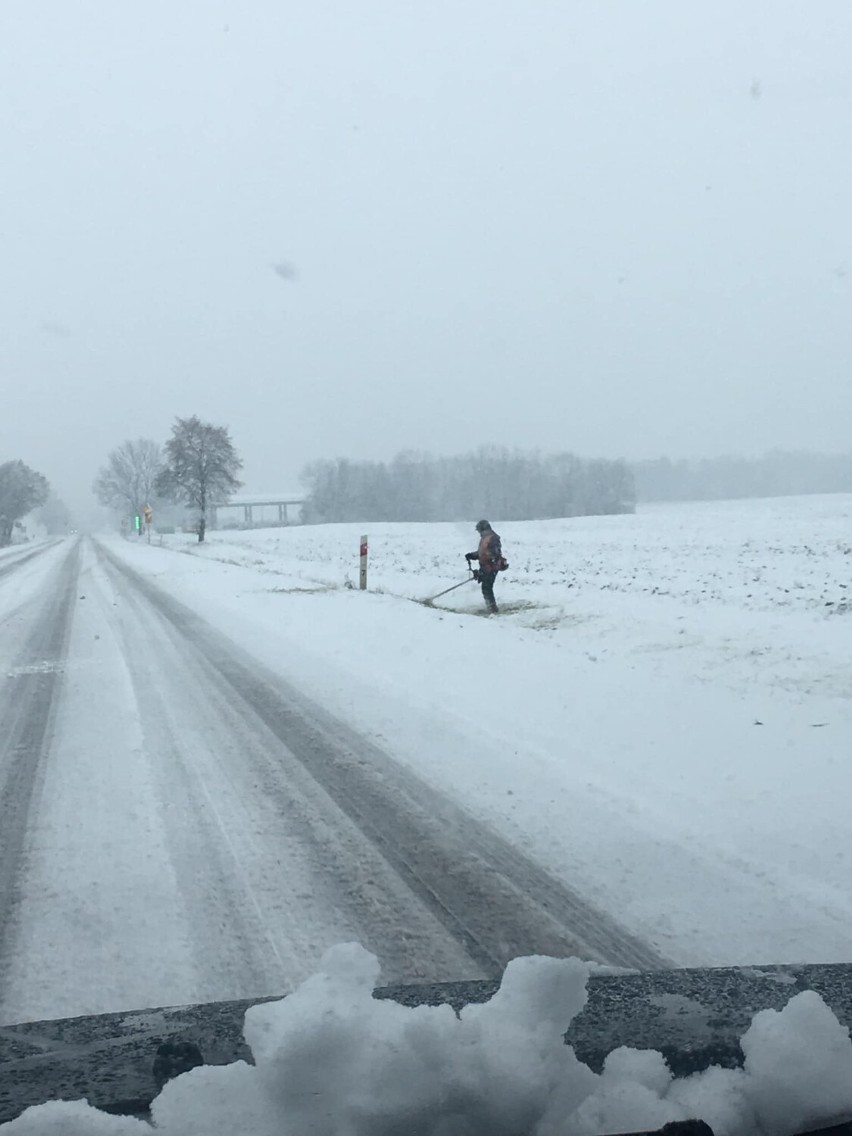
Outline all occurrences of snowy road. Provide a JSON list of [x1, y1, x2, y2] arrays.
[[0, 542, 61, 582], [0, 540, 79, 1000], [0, 537, 662, 1025]]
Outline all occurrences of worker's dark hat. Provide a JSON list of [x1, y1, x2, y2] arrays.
[[475, 519, 491, 532]]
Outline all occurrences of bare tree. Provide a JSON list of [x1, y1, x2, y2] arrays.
[[0, 460, 50, 547], [93, 439, 163, 518], [156, 416, 242, 542]]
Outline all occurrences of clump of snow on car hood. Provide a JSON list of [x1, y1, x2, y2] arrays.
[[151, 944, 598, 1136], [740, 989, 852, 1134], [5, 944, 852, 1135]]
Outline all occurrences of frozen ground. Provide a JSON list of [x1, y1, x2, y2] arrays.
[[122, 495, 852, 969], [0, 496, 850, 1033]]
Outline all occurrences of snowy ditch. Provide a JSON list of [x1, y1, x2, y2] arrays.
[[3, 947, 852, 1135]]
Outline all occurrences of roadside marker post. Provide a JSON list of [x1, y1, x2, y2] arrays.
[[143, 504, 153, 545], [359, 534, 368, 590]]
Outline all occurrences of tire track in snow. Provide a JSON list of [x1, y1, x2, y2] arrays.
[[0, 543, 68, 638], [0, 541, 80, 1002], [98, 542, 667, 974], [93, 551, 486, 991], [0, 541, 61, 583]]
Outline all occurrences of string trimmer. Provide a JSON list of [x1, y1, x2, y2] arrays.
[[421, 567, 477, 607]]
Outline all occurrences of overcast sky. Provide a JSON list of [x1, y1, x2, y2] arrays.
[[1, 1, 850, 512]]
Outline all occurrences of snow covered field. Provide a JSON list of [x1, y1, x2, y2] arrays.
[[3, 497, 852, 1133], [115, 494, 852, 969]]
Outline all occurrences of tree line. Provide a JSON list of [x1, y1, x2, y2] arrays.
[[91, 424, 852, 541], [301, 448, 636, 523], [633, 451, 852, 503]]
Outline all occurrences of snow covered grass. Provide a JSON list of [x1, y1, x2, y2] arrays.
[[163, 493, 852, 615], [157, 496, 852, 699], [5, 945, 852, 1135], [107, 495, 852, 970]]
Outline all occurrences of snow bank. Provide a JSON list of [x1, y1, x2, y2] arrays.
[[5, 945, 852, 1135]]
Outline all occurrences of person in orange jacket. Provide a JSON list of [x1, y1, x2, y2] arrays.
[[465, 519, 504, 614]]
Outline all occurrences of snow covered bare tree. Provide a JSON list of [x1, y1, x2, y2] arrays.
[[156, 416, 242, 542], [93, 438, 163, 518], [0, 460, 50, 546]]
